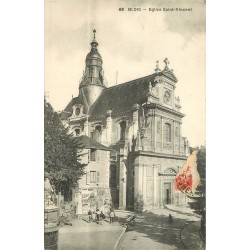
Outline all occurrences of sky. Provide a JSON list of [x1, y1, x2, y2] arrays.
[[45, 0, 206, 147]]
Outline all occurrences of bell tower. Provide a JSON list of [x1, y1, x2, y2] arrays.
[[79, 29, 106, 112]]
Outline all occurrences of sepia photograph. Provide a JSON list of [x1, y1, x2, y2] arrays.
[[44, 0, 206, 249]]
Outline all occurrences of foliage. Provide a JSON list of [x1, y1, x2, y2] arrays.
[[44, 99, 85, 195], [188, 146, 206, 240], [188, 146, 206, 214]]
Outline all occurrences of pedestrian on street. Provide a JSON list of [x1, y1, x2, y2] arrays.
[[88, 210, 92, 223], [100, 211, 105, 225], [96, 209, 100, 223], [92, 211, 96, 222], [99, 211, 105, 225], [168, 214, 173, 223], [110, 209, 115, 223]]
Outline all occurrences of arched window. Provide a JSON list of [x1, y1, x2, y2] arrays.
[[95, 125, 102, 133], [120, 121, 126, 141], [91, 125, 102, 142], [75, 107, 80, 116], [75, 128, 80, 136], [164, 123, 171, 142]]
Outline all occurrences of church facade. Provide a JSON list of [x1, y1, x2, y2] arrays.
[[60, 30, 190, 211]]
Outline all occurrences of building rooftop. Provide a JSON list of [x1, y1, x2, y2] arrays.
[[89, 73, 157, 119], [75, 135, 111, 151], [60, 69, 178, 120]]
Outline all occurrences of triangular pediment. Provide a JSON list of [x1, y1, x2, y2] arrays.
[[159, 167, 177, 176], [162, 69, 178, 82]]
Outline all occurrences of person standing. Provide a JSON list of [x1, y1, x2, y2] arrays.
[[92, 211, 96, 222], [87, 210, 92, 223], [96, 209, 100, 223], [110, 209, 115, 223], [99, 211, 105, 225]]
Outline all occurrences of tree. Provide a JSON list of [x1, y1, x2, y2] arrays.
[[44, 99, 85, 197], [188, 146, 206, 241]]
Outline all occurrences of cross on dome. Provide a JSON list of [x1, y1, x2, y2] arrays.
[[90, 29, 98, 48]]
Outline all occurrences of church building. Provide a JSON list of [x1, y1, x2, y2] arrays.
[[60, 30, 190, 211]]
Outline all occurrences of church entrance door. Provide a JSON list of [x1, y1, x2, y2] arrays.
[[163, 182, 171, 204]]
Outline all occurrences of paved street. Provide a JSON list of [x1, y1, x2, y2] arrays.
[[181, 221, 205, 250], [57, 208, 204, 250], [58, 217, 124, 250], [116, 208, 203, 250]]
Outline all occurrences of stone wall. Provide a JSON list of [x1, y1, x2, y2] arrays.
[[128, 152, 187, 209], [75, 150, 112, 215]]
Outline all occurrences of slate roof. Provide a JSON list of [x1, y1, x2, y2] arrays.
[[59, 97, 84, 120], [75, 135, 111, 151], [89, 73, 156, 119], [60, 70, 178, 120]]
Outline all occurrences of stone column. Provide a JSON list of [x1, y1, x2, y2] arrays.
[[84, 116, 89, 136], [171, 120, 175, 155], [134, 164, 139, 199], [132, 104, 139, 138], [135, 130, 143, 151], [184, 138, 190, 156], [173, 120, 175, 155], [152, 113, 156, 151], [136, 164, 143, 197], [118, 149, 127, 210], [160, 176, 163, 208], [178, 122, 181, 155], [153, 165, 157, 207], [143, 164, 147, 206], [161, 116, 164, 151], [106, 110, 112, 145]]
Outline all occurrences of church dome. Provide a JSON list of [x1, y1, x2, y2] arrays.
[[80, 29, 106, 90], [86, 50, 102, 60], [85, 31, 103, 66]]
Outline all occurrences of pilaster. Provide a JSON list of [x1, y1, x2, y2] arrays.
[[84, 116, 89, 136], [142, 164, 147, 205], [132, 104, 139, 138], [118, 150, 127, 210], [161, 116, 164, 151], [106, 110, 112, 145], [173, 120, 175, 155], [153, 165, 157, 206]]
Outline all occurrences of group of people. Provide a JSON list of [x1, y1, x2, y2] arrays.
[[87, 209, 105, 224], [87, 208, 115, 224]]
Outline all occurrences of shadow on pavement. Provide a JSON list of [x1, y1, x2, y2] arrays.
[[116, 210, 200, 250]]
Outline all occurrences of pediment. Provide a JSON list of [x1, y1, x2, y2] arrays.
[[162, 69, 178, 82], [158, 167, 177, 176]]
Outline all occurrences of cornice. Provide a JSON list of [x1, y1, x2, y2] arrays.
[[69, 115, 87, 123], [145, 103, 185, 118], [129, 150, 187, 160]]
